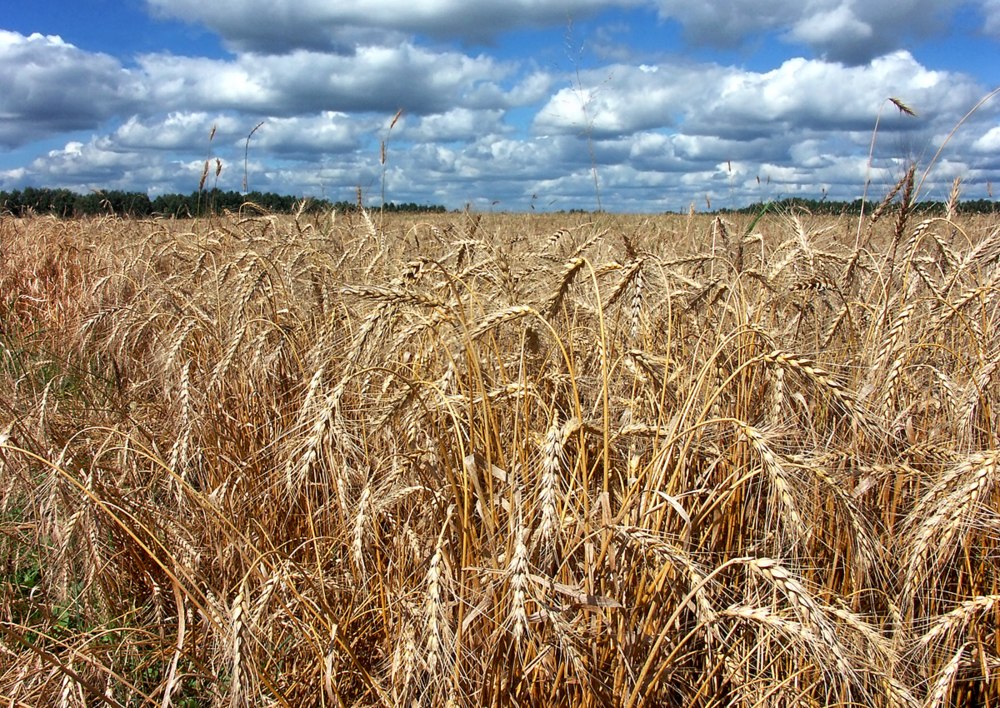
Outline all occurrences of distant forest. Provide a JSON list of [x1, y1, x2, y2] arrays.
[[1, 187, 999, 218], [0, 187, 448, 218], [714, 196, 1000, 216]]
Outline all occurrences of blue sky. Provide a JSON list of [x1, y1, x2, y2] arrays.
[[2, 0, 1000, 212]]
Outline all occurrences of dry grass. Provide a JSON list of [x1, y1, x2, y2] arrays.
[[2, 200, 1000, 706]]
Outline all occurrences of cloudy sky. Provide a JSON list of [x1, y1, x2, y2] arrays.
[[2, 0, 1000, 212]]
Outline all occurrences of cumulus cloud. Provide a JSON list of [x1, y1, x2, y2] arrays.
[[689, 52, 982, 137], [535, 52, 984, 141], [464, 71, 555, 110], [788, 4, 874, 51], [669, 134, 791, 163], [3, 1, 1000, 210], [146, 0, 633, 52], [106, 113, 244, 151], [980, 0, 1000, 36], [533, 62, 725, 137], [402, 108, 511, 142], [137, 43, 512, 116], [0, 31, 143, 147], [0, 139, 186, 193], [973, 125, 1000, 152], [651, 0, 965, 63], [0, 28, 535, 149], [106, 112, 372, 160], [144, 0, 986, 64], [138, 0, 1000, 70], [516, 49, 995, 208], [250, 113, 368, 156]]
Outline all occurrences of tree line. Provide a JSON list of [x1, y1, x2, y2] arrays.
[[714, 196, 1000, 216], [0, 187, 448, 218], [4, 187, 998, 218]]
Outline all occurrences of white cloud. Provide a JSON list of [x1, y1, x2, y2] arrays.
[[533, 63, 724, 137], [142, 0, 995, 66], [973, 125, 1000, 152], [146, 0, 638, 52], [403, 108, 511, 143], [670, 134, 789, 163], [0, 138, 186, 193], [138, 43, 510, 115], [651, 0, 965, 63], [0, 31, 143, 147], [788, 4, 873, 47], [3, 3, 1000, 210], [465, 71, 556, 110], [535, 52, 984, 143], [691, 52, 982, 138], [107, 113, 244, 151], [250, 113, 368, 156], [982, 0, 1000, 36]]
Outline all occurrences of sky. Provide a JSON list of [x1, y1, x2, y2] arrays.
[[2, 0, 1000, 212]]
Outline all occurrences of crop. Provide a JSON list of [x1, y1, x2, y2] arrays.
[[2, 191, 999, 706]]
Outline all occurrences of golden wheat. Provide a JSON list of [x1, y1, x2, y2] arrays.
[[2, 208, 1000, 707]]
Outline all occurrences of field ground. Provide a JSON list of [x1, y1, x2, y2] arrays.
[[2, 195, 1000, 706]]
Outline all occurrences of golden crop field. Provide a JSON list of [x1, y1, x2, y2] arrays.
[[2, 190, 999, 706]]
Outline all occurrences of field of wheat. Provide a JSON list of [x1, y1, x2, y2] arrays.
[[1, 181, 999, 706]]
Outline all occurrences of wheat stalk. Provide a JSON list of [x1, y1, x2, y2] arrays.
[[424, 513, 454, 681], [507, 525, 532, 640], [536, 413, 565, 555], [923, 643, 967, 708], [918, 595, 1000, 650], [903, 450, 1000, 608], [738, 423, 810, 543], [748, 558, 856, 680], [545, 257, 586, 316]]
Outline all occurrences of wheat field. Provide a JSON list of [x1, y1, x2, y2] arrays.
[[2, 185, 1000, 706]]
